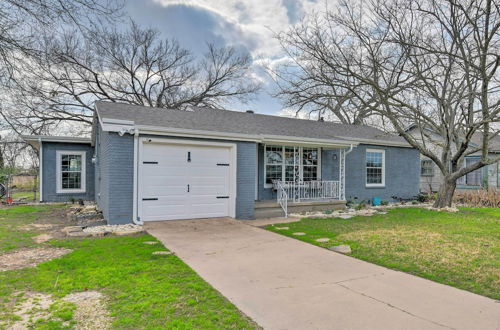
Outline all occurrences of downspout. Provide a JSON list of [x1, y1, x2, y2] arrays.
[[132, 129, 143, 225], [38, 138, 43, 202], [342, 144, 354, 201]]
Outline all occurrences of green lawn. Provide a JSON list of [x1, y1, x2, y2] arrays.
[[0, 205, 66, 253], [0, 205, 258, 329], [11, 191, 37, 200], [266, 207, 500, 300]]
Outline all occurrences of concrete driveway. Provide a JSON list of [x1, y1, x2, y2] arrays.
[[145, 218, 500, 330]]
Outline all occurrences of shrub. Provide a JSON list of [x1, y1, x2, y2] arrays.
[[417, 193, 430, 203], [453, 189, 500, 208], [355, 200, 366, 210]]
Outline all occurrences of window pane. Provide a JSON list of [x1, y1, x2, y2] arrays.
[[285, 147, 298, 165], [266, 146, 282, 164], [266, 165, 282, 184], [61, 172, 81, 189], [69, 155, 82, 171], [366, 152, 382, 167], [421, 160, 433, 176], [465, 158, 481, 186], [303, 148, 318, 166], [285, 165, 299, 182], [303, 166, 318, 181], [367, 167, 382, 184], [366, 151, 383, 184]]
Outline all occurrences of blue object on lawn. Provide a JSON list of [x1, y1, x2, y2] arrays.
[[372, 197, 381, 206]]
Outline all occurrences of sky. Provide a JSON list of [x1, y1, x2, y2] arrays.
[[125, 0, 329, 116]]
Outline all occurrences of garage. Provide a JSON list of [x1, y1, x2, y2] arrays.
[[138, 139, 236, 221]]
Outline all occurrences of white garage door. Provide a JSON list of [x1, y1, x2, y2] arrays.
[[138, 140, 233, 221]]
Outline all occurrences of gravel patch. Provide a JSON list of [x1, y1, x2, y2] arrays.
[[0, 248, 72, 271], [63, 291, 113, 330], [152, 251, 173, 255], [143, 241, 158, 245], [10, 292, 54, 329], [275, 227, 289, 230], [292, 232, 306, 236], [6, 291, 112, 330], [82, 224, 144, 236], [315, 238, 330, 242]]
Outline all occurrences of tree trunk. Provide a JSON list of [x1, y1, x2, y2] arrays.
[[433, 178, 457, 208]]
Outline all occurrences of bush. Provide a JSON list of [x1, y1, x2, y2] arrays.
[[380, 200, 389, 206], [417, 194, 430, 203], [354, 200, 366, 210], [453, 189, 500, 207]]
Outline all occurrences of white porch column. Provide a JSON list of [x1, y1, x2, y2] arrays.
[[339, 148, 346, 200]]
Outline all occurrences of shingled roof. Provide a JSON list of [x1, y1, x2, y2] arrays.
[[95, 101, 409, 147]]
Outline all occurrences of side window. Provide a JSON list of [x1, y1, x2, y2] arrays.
[[366, 149, 385, 187], [57, 151, 86, 193], [421, 159, 434, 176]]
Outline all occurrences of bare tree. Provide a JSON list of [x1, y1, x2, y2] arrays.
[[276, 0, 500, 207], [0, 0, 122, 83], [272, 16, 374, 125], [5, 23, 260, 128]]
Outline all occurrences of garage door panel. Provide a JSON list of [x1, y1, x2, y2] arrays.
[[139, 142, 233, 221], [142, 176, 187, 188]]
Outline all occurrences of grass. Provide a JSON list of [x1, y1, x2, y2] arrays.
[[266, 207, 500, 300], [11, 191, 37, 200], [0, 205, 258, 329], [0, 205, 66, 252]]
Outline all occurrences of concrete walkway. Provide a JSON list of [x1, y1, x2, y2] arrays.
[[145, 218, 500, 330]]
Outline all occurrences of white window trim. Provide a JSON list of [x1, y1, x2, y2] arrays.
[[365, 149, 385, 187], [420, 159, 434, 177], [263, 145, 322, 188], [56, 150, 86, 194]]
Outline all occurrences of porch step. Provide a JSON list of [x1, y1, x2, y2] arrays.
[[254, 200, 346, 219]]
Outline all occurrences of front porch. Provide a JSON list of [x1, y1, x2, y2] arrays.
[[255, 143, 350, 218]]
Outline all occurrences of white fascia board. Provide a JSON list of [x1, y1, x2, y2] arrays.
[[338, 136, 412, 148], [21, 135, 91, 148], [136, 125, 360, 147], [135, 125, 261, 142], [261, 135, 358, 148]]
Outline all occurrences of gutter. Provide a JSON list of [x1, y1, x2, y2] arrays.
[[38, 137, 43, 202], [132, 129, 143, 225]]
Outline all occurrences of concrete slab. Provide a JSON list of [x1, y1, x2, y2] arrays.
[[146, 218, 500, 330]]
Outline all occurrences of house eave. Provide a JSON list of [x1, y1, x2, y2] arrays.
[[21, 135, 92, 149], [339, 136, 412, 148], [128, 125, 358, 148]]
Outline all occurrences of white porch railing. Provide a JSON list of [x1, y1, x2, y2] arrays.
[[274, 180, 341, 217], [276, 180, 288, 217]]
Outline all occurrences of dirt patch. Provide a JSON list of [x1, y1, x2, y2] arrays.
[[63, 291, 113, 330], [9, 292, 55, 329], [0, 247, 72, 271], [6, 291, 112, 330]]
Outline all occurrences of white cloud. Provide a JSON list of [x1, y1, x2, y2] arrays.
[[152, 0, 328, 58]]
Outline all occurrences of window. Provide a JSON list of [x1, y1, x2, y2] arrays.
[[56, 151, 86, 193], [458, 158, 482, 186], [366, 149, 385, 187], [264, 145, 320, 186], [302, 148, 319, 181], [421, 159, 434, 176]]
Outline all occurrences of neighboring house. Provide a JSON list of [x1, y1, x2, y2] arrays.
[[23, 102, 420, 224], [406, 126, 500, 193]]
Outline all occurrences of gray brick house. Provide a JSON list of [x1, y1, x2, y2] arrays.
[[23, 102, 420, 224]]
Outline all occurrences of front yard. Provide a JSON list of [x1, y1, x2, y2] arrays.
[[0, 205, 258, 329], [267, 207, 500, 300]]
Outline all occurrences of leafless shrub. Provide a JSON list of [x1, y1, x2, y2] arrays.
[[453, 189, 500, 208]]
